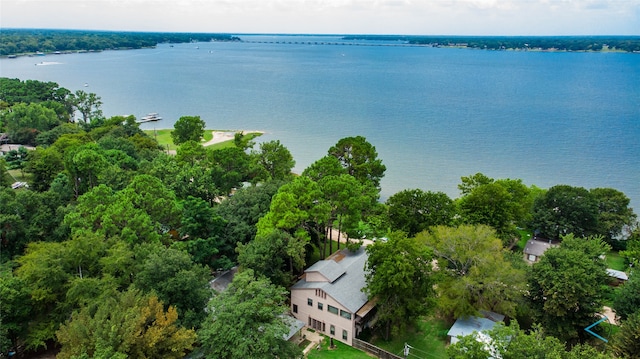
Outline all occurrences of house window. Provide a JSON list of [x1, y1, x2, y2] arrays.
[[318, 302, 323, 311], [330, 325, 335, 335], [308, 298, 313, 306], [315, 288, 327, 299], [342, 329, 348, 340], [340, 310, 352, 320], [528, 254, 537, 261], [327, 305, 339, 315], [293, 304, 298, 313]]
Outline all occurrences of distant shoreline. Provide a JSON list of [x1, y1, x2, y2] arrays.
[[2, 30, 639, 57]]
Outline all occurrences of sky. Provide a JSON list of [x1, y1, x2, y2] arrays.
[[2, 0, 639, 35]]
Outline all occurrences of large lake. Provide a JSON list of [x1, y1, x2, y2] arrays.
[[1, 35, 639, 208]]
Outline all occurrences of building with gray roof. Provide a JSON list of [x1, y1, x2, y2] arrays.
[[523, 238, 557, 263], [290, 247, 375, 346]]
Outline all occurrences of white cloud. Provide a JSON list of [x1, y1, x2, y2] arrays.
[[1, 0, 638, 34]]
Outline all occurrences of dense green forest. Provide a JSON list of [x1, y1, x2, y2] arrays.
[[1, 78, 639, 358], [0, 29, 240, 56], [342, 35, 640, 52]]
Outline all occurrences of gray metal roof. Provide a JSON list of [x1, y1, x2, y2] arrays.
[[447, 316, 498, 339], [281, 315, 305, 340], [479, 310, 505, 323], [209, 267, 238, 293], [292, 247, 369, 313], [305, 259, 346, 283], [523, 239, 554, 257], [607, 268, 629, 281]]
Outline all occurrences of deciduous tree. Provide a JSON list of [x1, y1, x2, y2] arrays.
[[214, 180, 284, 250], [0, 158, 11, 188], [448, 322, 613, 359], [364, 232, 435, 340], [70, 90, 103, 124], [4, 102, 60, 145], [133, 246, 211, 329], [457, 172, 494, 196], [457, 176, 533, 242], [527, 234, 610, 343], [531, 185, 599, 239], [612, 271, 640, 321], [610, 311, 640, 358], [386, 189, 455, 237], [198, 270, 300, 359], [56, 289, 196, 359], [171, 115, 205, 145], [14, 233, 109, 350], [236, 230, 291, 287], [419, 225, 525, 318], [25, 147, 64, 191], [590, 187, 636, 244]]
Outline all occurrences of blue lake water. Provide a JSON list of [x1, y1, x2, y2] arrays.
[[1, 35, 639, 208]]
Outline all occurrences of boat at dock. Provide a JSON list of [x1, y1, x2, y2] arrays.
[[137, 113, 162, 123]]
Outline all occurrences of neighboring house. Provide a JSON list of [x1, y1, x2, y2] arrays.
[[209, 267, 238, 293], [290, 247, 376, 346], [523, 238, 557, 263], [606, 268, 629, 286], [0, 144, 35, 156], [208, 266, 305, 343], [447, 310, 505, 345]]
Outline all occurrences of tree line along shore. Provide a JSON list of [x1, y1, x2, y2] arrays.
[[1, 76, 639, 359]]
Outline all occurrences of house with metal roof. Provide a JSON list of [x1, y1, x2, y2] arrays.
[[290, 247, 376, 346], [447, 310, 504, 345], [606, 268, 629, 286]]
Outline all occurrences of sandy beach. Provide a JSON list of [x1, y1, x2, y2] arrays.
[[201, 130, 265, 147]]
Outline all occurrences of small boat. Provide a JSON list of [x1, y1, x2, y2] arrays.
[[137, 113, 162, 123]]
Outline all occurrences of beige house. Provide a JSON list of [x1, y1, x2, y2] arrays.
[[290, 247, 376, 346]]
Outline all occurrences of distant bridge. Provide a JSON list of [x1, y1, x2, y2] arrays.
[[240, 40, 431, 48]]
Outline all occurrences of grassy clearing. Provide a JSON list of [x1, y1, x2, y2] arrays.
[[7, 169, 31, 183], [144, 129, 261, 151], [306, 335, 373, 359], [513, 229, 533, 252], [145, 129, 177, 151], [606, 251, 627, 271], [371, 316, 449, 359]]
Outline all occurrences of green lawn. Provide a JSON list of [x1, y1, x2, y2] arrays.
[[306, 335, 373, 359], [513, 229, 533, 252], [606, 251, 627, 271], [371, 316, 449, 359], [7, 169, 31, 183], [144, 129, 261, 151]]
